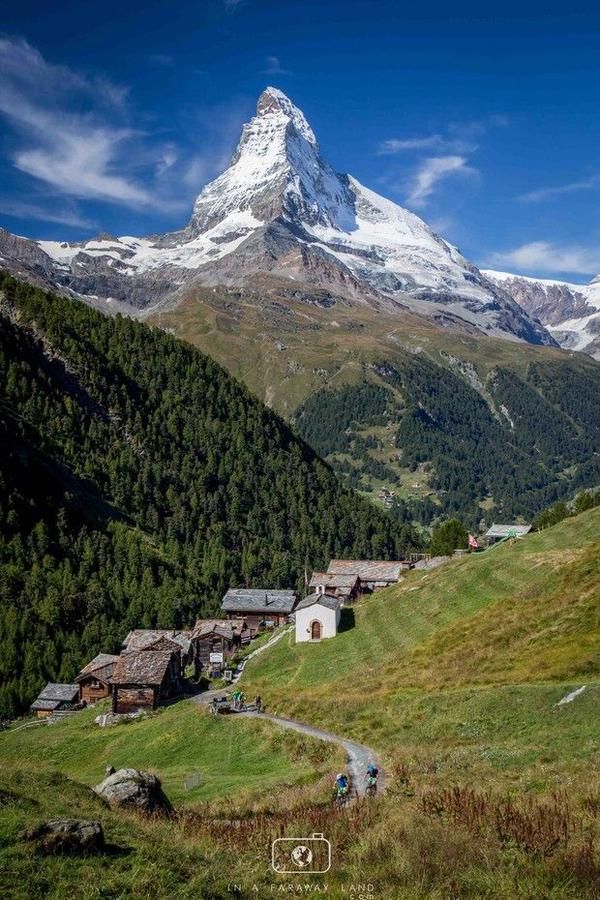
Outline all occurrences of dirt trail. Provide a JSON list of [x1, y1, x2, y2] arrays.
[[242, 710, 384, 798], [190, 625, 385, 798]]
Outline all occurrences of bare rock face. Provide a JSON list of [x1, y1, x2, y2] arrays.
[[94, 767, 173, 815], [483, 270, 600, 359], [26, 818, 104, 854]]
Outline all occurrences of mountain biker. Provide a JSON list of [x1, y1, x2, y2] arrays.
[[335, 772, 349, 796], [365, 762, 378, 795]]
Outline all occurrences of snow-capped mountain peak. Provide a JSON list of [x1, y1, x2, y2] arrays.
[[0, 87, 555, 347], [188, 86, 353, 235], [255, 86, 317, 145]]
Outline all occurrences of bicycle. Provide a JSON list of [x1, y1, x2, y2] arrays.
[[365, 775, 378, 797]]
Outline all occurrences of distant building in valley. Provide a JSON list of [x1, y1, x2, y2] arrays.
[[295, 593, 341, 643], [484, 524, 532, 546], [75, 653, 119, 704], [30, 683, 79, 719], [220, 589, 298, 631]]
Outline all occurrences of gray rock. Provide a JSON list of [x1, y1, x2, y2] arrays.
[[26, 818, 104, 855], [94, 767, 173, 815]]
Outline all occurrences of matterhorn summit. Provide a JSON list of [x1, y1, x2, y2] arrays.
[[0, 87, 554, 345], [187, 87, 354, 236]]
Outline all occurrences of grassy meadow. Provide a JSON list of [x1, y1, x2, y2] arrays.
[[0, 509, 598, 897], [0, 701, 342, 806]]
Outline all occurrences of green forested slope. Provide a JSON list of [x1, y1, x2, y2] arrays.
[[0, 273, 418, 715], [156, 284, 600, 527], [295, 354, 600, 524]]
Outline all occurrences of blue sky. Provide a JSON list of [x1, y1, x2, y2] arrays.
[[1, 0, 599, 280]]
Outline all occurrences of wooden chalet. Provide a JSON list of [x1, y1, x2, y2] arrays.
[[220, 589, 297, 631], [111, 649, 182, 714], [75, 653, 119, 704], [191, 619, 242, 676], [326, 559, 411, 592], [308, 571, 361, 603], [30, 683, 79, 719], [121, 629, 193, 669]]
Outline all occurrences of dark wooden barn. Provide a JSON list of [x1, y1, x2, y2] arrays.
[[191, 619, 242, 676], [111, 650, 182, 714], [75, 653, 119, 704]]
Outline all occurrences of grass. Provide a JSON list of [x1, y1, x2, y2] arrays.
[[243, 508, 600, 787], [246, 507, 600, 694], [1, 510, 598, 897], [0, 701, 340, 807], [152, 283, 579, 418]]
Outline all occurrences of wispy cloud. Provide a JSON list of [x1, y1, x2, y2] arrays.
[[378, 134, 474, 155], [379, 115, 508, 157], [490, 241, 600, 276], [519, 175, 600, 203], [0, 37, 162, 208], [380, 114, 505, 208], [0, 198, 96, 229], [264, 55, 291, 76], [407, 156, 477, 208]]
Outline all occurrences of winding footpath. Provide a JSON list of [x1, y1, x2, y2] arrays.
[[190, 627, 385, 798]]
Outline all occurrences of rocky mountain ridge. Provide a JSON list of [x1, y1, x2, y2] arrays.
[[483, 269, 600, 359]]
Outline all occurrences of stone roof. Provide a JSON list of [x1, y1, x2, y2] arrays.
[[75, 653, 119, 682], [192, 619, 235, 641], [309, 572, 360, 588], [327, 560, 405, 582], [30, 699, 61, 711], [485, 523, 532, 538], [296, 592, 341, 611], [112, 651, 175, 686], [221, 588, 297, 615], [31, 683, 79, 709], [122, 630, 191, 654]]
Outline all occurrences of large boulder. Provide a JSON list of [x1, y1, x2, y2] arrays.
[[94, 767, 172, 815], [26, 818, 104, 855]]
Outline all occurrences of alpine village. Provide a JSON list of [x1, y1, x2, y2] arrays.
[[0, 22, 599, 900]]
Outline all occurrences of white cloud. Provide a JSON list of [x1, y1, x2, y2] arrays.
[[378, 135, 476, 155], [0, 38, 172, 209], [407, 156, 477, 208], [155, 145, 179, 177], [379, 135, 444, 154], [379, 115, 508, 157], [490, 241, 600, 276], [519, 175, 600, 203]]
